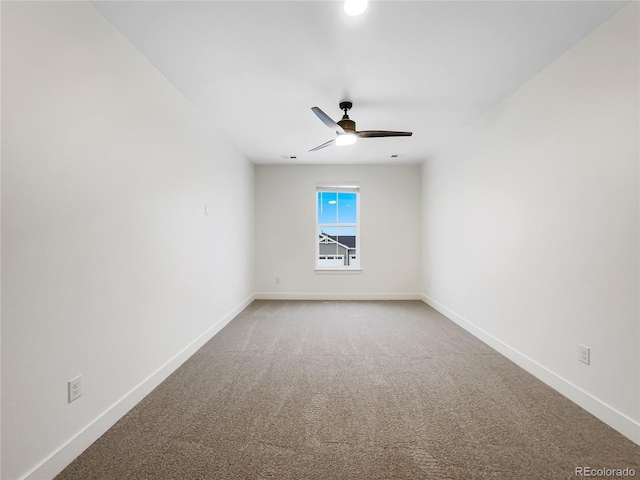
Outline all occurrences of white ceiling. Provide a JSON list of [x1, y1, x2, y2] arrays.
[[92, 1, 627, 165]]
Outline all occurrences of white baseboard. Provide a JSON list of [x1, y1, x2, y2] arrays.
[[25, 294, 256, 480], [254, 292, 423, 301], [420, 294, 640, 446]]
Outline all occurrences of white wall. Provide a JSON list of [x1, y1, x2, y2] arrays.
[[1, 2, 255, 479], [422, 4, 639, 443], [255, 164, 421, 298]]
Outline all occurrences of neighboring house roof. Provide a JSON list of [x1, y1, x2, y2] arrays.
[[319, 233, 356, 250]]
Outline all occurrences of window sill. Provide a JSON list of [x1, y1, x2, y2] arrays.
[[315, 268, 362, 275]]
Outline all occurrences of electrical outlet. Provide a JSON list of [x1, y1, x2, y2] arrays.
[[579, 345, 590, 365], [275, 277, 280, 284], [68, 375, 82, 403]]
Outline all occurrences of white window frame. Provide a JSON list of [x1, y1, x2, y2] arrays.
[[315, 185, 361, 273]]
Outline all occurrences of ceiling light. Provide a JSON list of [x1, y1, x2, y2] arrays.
[[335, 133, 357, 146], [344, 0, 368, 17]]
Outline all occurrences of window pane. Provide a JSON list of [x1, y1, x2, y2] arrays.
[[337, 192, 357, 223], [318, 191, 337, 224], [336, 226, 356, 249], [336, 226, 356, 266], [318, 230, 340, 266]]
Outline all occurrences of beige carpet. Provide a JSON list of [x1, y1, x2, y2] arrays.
[[56, 300, 639, 479]]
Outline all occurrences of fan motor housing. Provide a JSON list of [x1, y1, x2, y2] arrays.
[[338, 118, 356, 133]]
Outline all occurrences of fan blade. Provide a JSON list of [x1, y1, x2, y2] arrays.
[[309, 138, 336, 152], [356, 130, 413, 138], [312, 107, 345, 134]]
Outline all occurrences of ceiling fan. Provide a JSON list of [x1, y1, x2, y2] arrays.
[[309, 101, 412, 152]]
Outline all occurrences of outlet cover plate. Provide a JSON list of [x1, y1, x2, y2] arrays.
[[579, 345, 590, 365], [68, 375, 82, 403]]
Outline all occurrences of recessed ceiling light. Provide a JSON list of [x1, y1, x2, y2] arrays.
[[344, 0, 368, 17]]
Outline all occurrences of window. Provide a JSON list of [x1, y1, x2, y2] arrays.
[[316, 186, 360, 270]]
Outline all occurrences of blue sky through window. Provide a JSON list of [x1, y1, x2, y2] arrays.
[[318, 192, 357, 224]]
